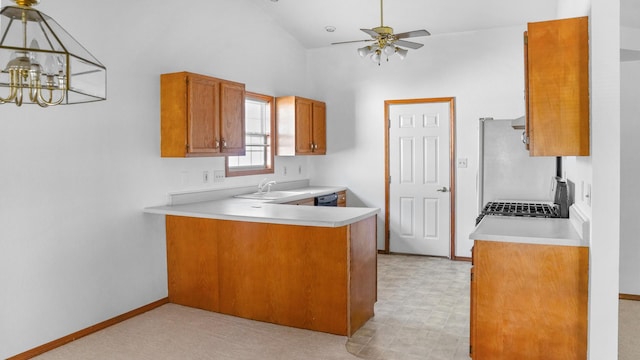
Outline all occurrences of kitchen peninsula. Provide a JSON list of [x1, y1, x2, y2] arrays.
[[145, 189, 379, 337]]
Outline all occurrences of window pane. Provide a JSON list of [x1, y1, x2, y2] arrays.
[[227, 93, 274, 176]]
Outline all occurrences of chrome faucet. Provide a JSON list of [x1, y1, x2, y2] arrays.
[[258, 178, 276, 193]]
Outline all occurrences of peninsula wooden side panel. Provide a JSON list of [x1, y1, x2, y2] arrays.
[[348, 215, 377, 333], [166, 216, 220, 312]]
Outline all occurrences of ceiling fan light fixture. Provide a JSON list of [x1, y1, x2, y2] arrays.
[[396, 47, 408, 60], [383, 44, 395, 56], [331, 0, 429, 66], [357, 46, 374, 58], [370, 49, 382, 64]]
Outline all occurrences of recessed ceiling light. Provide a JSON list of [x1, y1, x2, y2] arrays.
[[270, 0, 278, 2], [325, 26, 336, 33]]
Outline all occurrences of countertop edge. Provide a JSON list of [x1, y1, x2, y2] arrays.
[[144, 206, 379, 228], [469, 216, 588, 247]]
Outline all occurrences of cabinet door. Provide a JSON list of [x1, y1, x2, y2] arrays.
[[526, 16, 589, 156], [312, 101, 327, 154], [187, 75, 220, 155], [295, 98, 314, 154], [220, 81, 246, 155]]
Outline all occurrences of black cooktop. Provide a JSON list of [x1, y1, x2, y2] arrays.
[[476, 201, 559, 225]]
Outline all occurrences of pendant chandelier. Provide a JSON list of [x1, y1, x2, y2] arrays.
[[0, 0, 106, 107]]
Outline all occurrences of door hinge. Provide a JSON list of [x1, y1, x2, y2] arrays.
[[388, 176, 391, 184], [469, 345, 473, 355]]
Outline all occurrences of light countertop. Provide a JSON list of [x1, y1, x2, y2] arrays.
[[144, 186, 379, 228], [469, 215, 588, 247]]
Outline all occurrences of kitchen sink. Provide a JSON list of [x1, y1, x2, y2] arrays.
[[234, 191, 308, 200]]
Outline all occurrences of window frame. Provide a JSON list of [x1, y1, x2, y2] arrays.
[[225, 92, 275, 177]]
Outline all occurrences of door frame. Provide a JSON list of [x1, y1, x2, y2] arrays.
[[383, 97, 457, 259]]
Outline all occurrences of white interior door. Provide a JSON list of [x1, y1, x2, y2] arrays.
[[389, 101, 451, 256]]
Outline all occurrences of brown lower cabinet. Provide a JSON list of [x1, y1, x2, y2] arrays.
[[470, 240, 589, 360], [165, 214, 377, 336]]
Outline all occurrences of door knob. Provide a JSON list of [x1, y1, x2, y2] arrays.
[[436, 186, 449, 192]]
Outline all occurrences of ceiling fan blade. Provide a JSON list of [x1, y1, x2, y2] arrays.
[[331, 39, 375, 45], [395, 29, 431, 39], [360, 28, 380, 38], [395, 39, 424, 49]]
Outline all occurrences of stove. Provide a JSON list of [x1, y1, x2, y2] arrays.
[[475, 201, 559, 225]]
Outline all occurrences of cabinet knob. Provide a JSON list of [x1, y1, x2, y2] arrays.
[[215, 139, 220, 148], [222, 139, 227, 149]]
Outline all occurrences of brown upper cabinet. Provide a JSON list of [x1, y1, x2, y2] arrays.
[[276, 96, 326, 156], [525, 16, 590, 156], [161, 72, 246, 157]]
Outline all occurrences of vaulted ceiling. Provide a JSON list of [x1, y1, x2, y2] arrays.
[[248, 0, 640, 50]]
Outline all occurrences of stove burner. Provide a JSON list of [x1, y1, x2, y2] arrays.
[[476, 201, 559, 225]]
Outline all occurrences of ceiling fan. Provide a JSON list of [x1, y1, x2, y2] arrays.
[[332, 0, 431, 65]]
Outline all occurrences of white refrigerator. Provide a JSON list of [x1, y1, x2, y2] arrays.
[[477, 117, 558, 213]]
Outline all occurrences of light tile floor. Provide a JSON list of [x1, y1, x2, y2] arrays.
[[347, 254, 472, 360]]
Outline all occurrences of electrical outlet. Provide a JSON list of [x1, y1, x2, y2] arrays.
[[213, 170, 225, 183], [586, 184, 591, 206], [457, 158, 468, 168], [203, 171, 210, 183], [283, 166, 287, 176], [298, 165, 302, 174]]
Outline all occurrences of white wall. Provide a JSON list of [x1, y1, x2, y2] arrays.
[[585, 0, 621, 359], [620, 60, 640, 294], [0, 0, 310, 357], [307, 26, 529, 257], [620, 24, 640, 295]]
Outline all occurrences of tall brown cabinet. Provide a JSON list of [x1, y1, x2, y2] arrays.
[[525, 16, 590, 156]]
